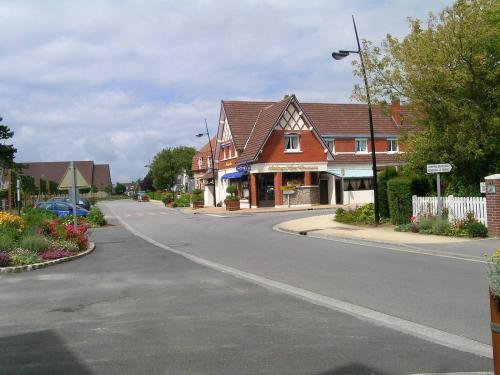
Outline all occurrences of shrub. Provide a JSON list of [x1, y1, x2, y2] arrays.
[[22, 207, 56, 232], [191, 189, 204, 203], [335, 203, 377, 225], [9, 248, 41, 266], [377, 167, 398, 218], [431, 219, 450, 235], [467, 222, 488, 238], [225, 185, 240, 201], [87, 206, 106, 227], [46, 220, 89, 251], [487, 249, 500, 298], [0, 212, 25, 238], [20, 235, 49, 253], [178, 193, 191, 205], [395, 223, 411, 232], [0, 251, 10, 266], [39, 250, 77, 260], [387, 177, 413, 225], [0, 233, 17, 252]]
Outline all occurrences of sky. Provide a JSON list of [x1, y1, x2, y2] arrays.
[[1, 0, 453, 183]]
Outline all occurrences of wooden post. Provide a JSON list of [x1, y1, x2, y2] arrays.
[[7, 169, 12, 211]]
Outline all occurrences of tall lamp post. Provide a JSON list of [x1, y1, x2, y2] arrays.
[[196, 119, 217, 207], [332, 15, 380, 226]]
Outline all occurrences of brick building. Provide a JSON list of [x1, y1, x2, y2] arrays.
[[196, 94, 414, 208]]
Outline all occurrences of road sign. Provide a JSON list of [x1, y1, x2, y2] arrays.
[[427, 163, 452, 174], [58, 165, 90, 189], [282, 190, 295, 195]]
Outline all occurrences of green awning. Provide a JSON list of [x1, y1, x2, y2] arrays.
[[327, 169, 373, 178]]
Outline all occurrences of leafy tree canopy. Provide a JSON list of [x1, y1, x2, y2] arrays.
[[0, 117, 17, 170], [149, 146, 196, 190], [352, 0, 499, 195], [115, 182, 126, 195]]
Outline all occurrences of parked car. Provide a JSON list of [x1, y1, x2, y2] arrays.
[[137, 191, 149, 202], [38, 201, 89, 218], [48, 197, 91, 210]]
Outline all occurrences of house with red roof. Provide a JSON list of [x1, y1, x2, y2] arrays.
[[197, 94, 413, 208]]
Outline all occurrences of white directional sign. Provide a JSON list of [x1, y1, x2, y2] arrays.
[[426, 163, 452, 174]]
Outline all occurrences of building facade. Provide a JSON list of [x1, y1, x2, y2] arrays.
[[196, 95, 413, 208]]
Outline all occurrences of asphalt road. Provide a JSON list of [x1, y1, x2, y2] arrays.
[[102, 200, 499, 347], [0, 207, 492, 374]]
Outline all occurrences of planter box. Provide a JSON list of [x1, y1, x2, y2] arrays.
[[491, 292, 500, 374], [192, 201, 204, 209], [225, 199, 240, 211]]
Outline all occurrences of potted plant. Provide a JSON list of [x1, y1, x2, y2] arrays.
[[191, 189, 204, 209], [162, 193, 174, 208], [487, 248, 500, 373], [224, 185, 240, 211]]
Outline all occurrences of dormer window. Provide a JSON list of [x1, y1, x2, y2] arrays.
[[387, 138, 398, 153], [355, 138, 368, 153], [198, 157, 203, 169], [284, 134, 300, 152], [325, 139, 335, 154], [207, 156, 212, 168]]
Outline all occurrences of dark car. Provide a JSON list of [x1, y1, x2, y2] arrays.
[[48, 197, 91, 210], [40, 201, 89, 218]]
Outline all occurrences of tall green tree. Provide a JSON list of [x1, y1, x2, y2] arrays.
[[352, 0, 499, 195], [115, 182, 126, 195], [149, 146, 196, 190], [0, 117, 17, 187]]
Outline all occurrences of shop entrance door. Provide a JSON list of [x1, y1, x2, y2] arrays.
[[335, 178, 343, 204], [319, 179, 329, 204], [257, 173, 275, 207]]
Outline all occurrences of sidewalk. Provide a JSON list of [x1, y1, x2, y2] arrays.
[[181, 204, 340, 215], [277, 214, 473, 244]]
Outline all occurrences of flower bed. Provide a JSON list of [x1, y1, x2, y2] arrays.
[[0, 205, 105, 269], [394, 212, 488, 238]]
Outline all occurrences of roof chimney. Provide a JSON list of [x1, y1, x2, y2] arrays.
[[391, 98, 401, 125], [283, 94, 290, 100]]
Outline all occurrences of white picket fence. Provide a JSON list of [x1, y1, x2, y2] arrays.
[[412, 195, 488, 226]]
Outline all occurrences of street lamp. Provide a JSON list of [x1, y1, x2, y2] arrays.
[[332, 15, 380, 226], [196, 119, 217, 207]]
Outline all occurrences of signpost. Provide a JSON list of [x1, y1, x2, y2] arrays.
[[58, 162, 90, 230], [426, 163, 452, 217], [283, 189, 294, 208]]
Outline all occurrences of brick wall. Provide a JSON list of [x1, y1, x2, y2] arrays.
[[289, 186, 320, 206], [258, 130, 327, 163], [486, 175, 500, 236]]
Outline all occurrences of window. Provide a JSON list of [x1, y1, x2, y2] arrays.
[[228, 147, 232, 159], [343, 178, 373, 191], [284, 134, 300, 152], [207, 156, 212, 169], [198, 157, 203, 169], [223, 148, 227, 160], [387, 138, 398, 152], [355, 139, 368, 153], [325, 139, 335, 153]]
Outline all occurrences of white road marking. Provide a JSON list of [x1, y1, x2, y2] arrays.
[[136, 213, 144, 217], [148, 212, 157, 216], [409, 372, 493, 375], [106, 204, 492, 359], [159, 212, 169, 215], [273, 225, 489, 264], [205, 214, 230, 218], [124, 214, 132, 217]]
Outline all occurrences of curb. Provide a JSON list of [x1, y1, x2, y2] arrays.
[[0, 242, 96, 274]]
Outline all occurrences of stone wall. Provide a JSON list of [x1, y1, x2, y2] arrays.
[[288, 186, 320, 206]]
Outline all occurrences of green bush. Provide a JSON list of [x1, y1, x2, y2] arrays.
[[431, 219, 450, 235], [22, 207, 56, 232], [335, 203, 376, 225], [192, 189, 204, 203], [0, 234, 17, 252], [387, 177, 413, 225], [395, 223, 411, 232], [418, 217, 434, 231], [467, 222, 488, 238], [87, 206, 106, 227], [377, 167, 398, 218], [9, 248, 41, 266], [178, 194, 191, 205], [20, 235, 49, 252]]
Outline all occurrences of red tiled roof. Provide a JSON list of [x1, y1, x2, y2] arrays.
[[93, 164, 112, 188], [222, 101, 273, 151], [21, 161, 111, 188], [192, 137, 217, 172], [237, 97, 292, 163]]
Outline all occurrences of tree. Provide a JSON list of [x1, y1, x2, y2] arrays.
[[115, 182, 126, 195], [139, 171, 154, 191], [0, 118, 17, 187], [149, 146, 196, 190], [352, 0, 499, 194]]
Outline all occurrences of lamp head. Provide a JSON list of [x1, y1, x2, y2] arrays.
[[195, 133, 204, 138], [331, 50, 350, 60]]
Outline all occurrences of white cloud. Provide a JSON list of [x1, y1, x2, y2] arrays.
[[1, 0, 453, 181]]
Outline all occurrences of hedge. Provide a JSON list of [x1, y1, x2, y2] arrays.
[[377, 167, 398, 218], [387, 177, 413, 225]]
